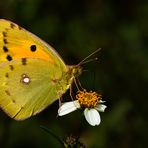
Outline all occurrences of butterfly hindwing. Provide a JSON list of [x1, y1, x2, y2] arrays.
[[0, 58, 63, 120]]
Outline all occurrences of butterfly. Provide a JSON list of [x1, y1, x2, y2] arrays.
[[0, 19, 82, 120]]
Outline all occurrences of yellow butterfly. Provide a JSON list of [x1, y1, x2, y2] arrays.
[[0, 19, 82, 120]]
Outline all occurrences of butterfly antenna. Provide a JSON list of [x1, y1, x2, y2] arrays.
[[77, 48, 101, 66], [79, 57, 98, 65]]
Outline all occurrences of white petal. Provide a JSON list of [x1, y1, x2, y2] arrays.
[[84, 108, 101, 126], [99, 100, 106, 103], [95, 104, 107, 112], [58, 100, 80, 116]]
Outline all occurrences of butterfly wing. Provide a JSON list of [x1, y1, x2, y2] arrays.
[[0, 58, 65, 120], [0, 19, 67, 72], [0, 19, 73, 120]]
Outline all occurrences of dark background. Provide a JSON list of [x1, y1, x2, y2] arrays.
[[0, 0, 147, 147]]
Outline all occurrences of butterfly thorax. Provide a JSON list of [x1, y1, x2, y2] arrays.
[[55, 65, 82, 96]]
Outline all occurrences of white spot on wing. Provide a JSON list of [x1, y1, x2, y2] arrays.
[[23, 77, 30, 84]]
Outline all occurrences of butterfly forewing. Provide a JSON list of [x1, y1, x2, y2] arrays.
[[0, 19, 67, 71]]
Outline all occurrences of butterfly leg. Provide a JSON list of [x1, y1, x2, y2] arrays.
[[74, 77, 83, 90], [58, 96, 62, 108], [70, 85, 74, 101]]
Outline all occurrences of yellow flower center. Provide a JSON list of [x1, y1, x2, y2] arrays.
[[76, 89, 102, 108]]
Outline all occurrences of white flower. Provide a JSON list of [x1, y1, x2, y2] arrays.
[[58, 90, 107, 126]]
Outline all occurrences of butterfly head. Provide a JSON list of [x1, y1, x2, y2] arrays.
[[67, 65, 82, 78]]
